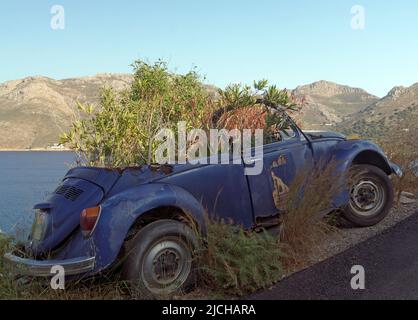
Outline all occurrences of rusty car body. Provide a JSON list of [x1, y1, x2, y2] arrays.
[[4, 110, 402, 296]]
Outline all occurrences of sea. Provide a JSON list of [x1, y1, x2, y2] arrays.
[[0, 152, 75, 239]]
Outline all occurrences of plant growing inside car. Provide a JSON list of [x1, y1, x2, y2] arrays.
[[60, 60, 299, 167]]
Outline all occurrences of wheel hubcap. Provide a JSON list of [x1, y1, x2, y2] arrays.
[[142, 238, 192, 294], [152, 248, 181, 283], [350, 179, 385, 217]]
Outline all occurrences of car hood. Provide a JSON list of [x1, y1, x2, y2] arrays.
[[303, 130, 346, 140]]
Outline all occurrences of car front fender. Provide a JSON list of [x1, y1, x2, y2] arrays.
[[333, 140, 394, 174], [329, 140, 397, 208]]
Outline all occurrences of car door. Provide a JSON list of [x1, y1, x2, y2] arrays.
[[245, 121, 313, 224]]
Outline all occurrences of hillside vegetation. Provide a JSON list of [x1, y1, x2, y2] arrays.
[[1, 69, 417, 149], [0, 74, 132, 149]]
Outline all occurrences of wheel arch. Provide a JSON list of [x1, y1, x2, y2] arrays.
[[90, 183, 207, 273], [351, 150, 392, 175], [330, 143, 394, 209], [124, 205, 202, 243]]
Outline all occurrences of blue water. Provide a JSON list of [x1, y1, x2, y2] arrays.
[[0, 152, 75, 238]]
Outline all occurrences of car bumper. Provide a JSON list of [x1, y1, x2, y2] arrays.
[[3, 253, 95, 277], [390, 162, 404, 178]]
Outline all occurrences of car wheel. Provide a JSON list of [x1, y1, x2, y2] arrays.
[[343, 164, 394, 227], [121, 219, 199, 298]]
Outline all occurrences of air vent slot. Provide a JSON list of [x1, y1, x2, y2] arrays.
[[55, 185, 84, 201]]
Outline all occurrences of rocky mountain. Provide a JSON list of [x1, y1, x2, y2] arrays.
[[292, 80, 379, 128], [0, 74, 132, 149], [339, 82, 418, 137], [0, 75, 416, 149]]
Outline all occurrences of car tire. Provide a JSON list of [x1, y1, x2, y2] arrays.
[[342, 164, 394, 227], [121, 219, 199, 298]]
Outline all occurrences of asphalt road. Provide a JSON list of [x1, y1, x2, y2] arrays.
[[250, 211, 418, 300]]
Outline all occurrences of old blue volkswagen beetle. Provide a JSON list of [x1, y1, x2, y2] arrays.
[[4, 107, 402, 297]]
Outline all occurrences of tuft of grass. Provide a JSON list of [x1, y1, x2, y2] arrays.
[[0, 235, 26, 300], [198, 219, 283, 297], [0, 235, 12, 289], [379, 131, 418, 202], [0, 234, 135, 300], [279, 162, 342, 272]]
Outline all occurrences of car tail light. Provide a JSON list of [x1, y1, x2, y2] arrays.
[[31, 209, 49, 241], [80, 206, 101, 238]]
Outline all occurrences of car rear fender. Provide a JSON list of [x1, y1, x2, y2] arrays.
[[90, 183, 206, 272]]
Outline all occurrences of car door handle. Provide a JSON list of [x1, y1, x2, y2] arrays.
[[247, 158, 262, 165]]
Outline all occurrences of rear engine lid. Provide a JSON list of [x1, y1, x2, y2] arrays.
[[64, 167, 121, 194], [28, 167, 121, 256]]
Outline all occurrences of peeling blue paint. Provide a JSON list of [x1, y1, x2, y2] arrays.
[[23, 128, 400, 278]]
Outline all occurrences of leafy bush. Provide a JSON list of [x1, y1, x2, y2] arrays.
[[61, 59, 300, 167], [61, 60, 215, 167], [200, 220, 283, 296]]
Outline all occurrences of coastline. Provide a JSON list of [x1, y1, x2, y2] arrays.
[[0, 149, 73, 152]]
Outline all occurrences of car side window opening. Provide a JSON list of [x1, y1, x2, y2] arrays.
[[264, 115, 298, 145]]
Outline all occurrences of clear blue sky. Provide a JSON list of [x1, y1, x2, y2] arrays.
[[0, 0, 417, 97]]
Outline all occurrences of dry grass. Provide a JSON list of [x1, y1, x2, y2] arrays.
[[0, 234, 136, 300], [216, 105, 267, 131], [278, 161, 343, 272], [378, 125, 418, 202]]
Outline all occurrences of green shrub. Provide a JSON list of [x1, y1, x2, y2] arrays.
[[60, 60, 215, 167], [61, 59, 300, 168], [200, 220, 283, 296]]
